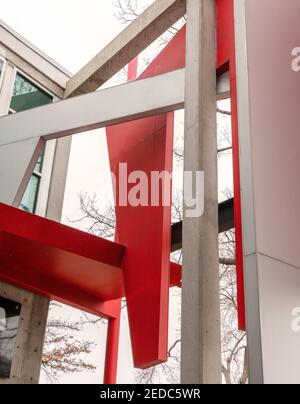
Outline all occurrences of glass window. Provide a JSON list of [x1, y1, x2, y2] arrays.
[[19, 174, 41, 213], [9, 73, 53, 214], [10, 73, 52, 113], [0, 298, 21, 379], [34, 147, 45, 174]]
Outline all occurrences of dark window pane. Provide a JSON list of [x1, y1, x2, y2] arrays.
[[0, 298, 21, 379], [10, 73, 52, 112], [20, 174, 40, 213]]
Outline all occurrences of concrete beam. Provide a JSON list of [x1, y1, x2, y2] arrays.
[[0, 281, 49, 384], [0, 69, 185, 226], [0, 68, 229, 148], [0, 69, 185, 147], [64, 0, 186, 98], [181, 0, 221, 384]]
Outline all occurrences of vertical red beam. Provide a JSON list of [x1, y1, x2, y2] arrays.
[[229, 40, 246, 332], [104, 1, 246, 374], [103, 58, 140, 383], [216, 0, 246, 331], [106, 29, 185, 369], [103, 303, 121, 384]]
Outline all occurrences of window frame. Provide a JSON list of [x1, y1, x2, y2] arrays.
[[9, 69, 54, 114], [0, 54, 7, 92], [8, 68, 56, 215]]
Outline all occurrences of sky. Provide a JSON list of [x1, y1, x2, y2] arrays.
[[0, 0, 233, 384]]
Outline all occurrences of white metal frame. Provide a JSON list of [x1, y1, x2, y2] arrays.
[[8, 67, 56, 112], [0, 54, 7, 93]]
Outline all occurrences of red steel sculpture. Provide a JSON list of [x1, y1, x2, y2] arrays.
[[0, 0, 245, 383]]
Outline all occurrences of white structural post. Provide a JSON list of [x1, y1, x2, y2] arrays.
[[181, 0, 221, 384], [235, 0, 300, 384]]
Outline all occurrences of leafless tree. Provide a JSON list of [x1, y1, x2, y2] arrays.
[[113, 0, 227, 117], [114, 0, 186, 82], [72, 190, 183, 384], [41, 303, 98, 383], [219, 209, 248, 384]]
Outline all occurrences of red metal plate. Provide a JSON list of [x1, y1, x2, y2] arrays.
[[106, 27, 186, 369], [0, 203, 124, 318]]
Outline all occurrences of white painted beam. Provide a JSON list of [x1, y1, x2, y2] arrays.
[[0, 69, 185, 147], [64, 0, 186, 98], [0, 138, 44, 206], [0, 67, 229, 208], [0, 68, 229, 148]]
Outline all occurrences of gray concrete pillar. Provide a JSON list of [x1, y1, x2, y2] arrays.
[[181, 0, 221, 384]]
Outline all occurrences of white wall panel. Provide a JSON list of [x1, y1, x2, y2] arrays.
[[235, 0, 300, 383]]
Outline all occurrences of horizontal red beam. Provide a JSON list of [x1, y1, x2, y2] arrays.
[[0, 204, 181, 318], [0, 203, 125, 267], [0, 203, 125, 318]]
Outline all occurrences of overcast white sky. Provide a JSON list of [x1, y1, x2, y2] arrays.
[[1, 0, 129, 73], [1, 0, 232, 384]]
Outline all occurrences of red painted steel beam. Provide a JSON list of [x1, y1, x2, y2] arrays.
[[103, 301, 121, 384], [0, 203, 125, 318], [0, 203, 181, 319], [106, 27, 186, 369], [216, 0, 245, 331]]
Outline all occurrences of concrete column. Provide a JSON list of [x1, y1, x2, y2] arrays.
[[10, 293, 49, 384], [181, 0, 221, 384], [0, 281, 49, 384], [46, 136, 72, 222]]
